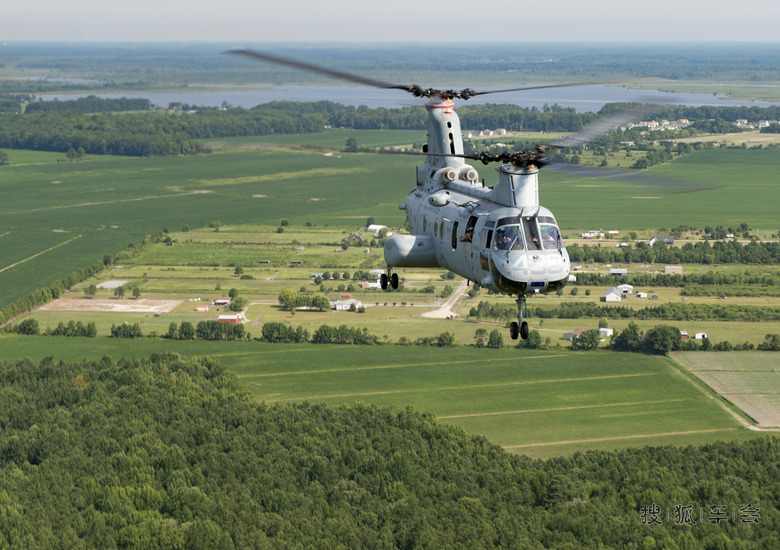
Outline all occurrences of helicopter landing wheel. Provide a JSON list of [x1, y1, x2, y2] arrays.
[[390, 273, 399, 290], [514, 295, 530, 340], [380, 273, 389, 290], [520, 321, 529, 340]]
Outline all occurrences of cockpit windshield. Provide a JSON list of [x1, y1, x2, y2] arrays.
[[523, 217, 541, 251], [492, 225, 524, 251]]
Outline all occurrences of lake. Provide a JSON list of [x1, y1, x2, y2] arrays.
[[35, 84, 777, 113]]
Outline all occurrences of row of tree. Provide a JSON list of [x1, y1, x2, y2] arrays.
[[5, 99, 780, 157], [566, 239, 780, 265], [162, 320, 248, 341], [10, 318, 97, 337], [572, 269, 780, 288], [24, 95, 152, 113], [471, 300, 780, 323]]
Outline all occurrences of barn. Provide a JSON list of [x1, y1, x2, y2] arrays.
[[218, 314, 246, 325]]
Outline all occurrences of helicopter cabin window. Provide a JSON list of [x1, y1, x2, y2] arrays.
[[459, 216, 478, 243], [538, 216, 562, 250], [523, 217, 542, 251], [423, 217, 427, 233], [492, 225, 525, 251], [434, 219, 438, 237], [451, 221, 459, 249]]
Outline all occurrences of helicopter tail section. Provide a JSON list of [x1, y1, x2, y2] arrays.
[[384, 235, 439, 268]]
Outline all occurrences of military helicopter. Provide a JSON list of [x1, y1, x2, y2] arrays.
[[230, 49, 642, 340]]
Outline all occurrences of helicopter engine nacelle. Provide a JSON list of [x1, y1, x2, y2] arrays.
[[384, 235, 439, 268]]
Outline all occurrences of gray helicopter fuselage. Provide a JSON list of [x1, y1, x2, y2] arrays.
[[383, 99, 570, 297]]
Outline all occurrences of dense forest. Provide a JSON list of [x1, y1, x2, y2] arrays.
[[2, 97, 780, 157], [0, 353, 777, 548]]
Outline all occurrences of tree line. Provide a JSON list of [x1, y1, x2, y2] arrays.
[[24, 95, 152, 113], [471, 299, 780, 323], [4, 99, 780, 157], [0, 353, 777, 548], [567, 240, 780, 265]]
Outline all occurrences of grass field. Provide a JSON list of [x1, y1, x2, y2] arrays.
[[673, 352, 780, 429], [0, 335, 761, 458]]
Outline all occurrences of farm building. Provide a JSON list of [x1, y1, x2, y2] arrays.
[[563, 329, 585, 341], [213, 298, 231, 306], [617, 284, 634, 295], [599, 328, 614, 338], [581, 231, 604, 239], [694, 332, 708, 340], [196, 304, 209, 312], [332, 299, 362, 311], [367, 224, 392, 237], [603, 288, 622, 302], [610, 268, 628, 276], [636, 292, 648, 298], [218, 314, 246, 325], [680, 331, 689, 340], [649, 235, 675, 246], [665, 265, 684, 275]]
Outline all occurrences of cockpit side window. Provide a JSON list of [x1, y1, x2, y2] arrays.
[[540, 223, 562, 250]]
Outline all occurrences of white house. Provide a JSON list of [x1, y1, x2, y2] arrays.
[[694, 332, 708, 340], [367, 224, 392, 238], [604, 288, 622, 302], [599, 328, 614, 338], [332, 299, 363, 311]]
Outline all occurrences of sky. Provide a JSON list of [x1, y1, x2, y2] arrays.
[[3, 0, 780, 43]]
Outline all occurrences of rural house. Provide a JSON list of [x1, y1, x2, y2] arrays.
[[603, 288, 622, 302]]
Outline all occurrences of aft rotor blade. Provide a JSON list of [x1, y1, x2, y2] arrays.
[[548, 102, 663, 149], [471, 80, 622, 96]]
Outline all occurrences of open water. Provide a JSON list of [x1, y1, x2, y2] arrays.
[[35, 84, 777, 113]]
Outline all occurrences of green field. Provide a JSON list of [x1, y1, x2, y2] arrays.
[[2, 140, 780, 311], [0, 335, 759, 458]]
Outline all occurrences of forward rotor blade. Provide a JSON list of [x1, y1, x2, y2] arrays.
[[227, 49, 408, 91]]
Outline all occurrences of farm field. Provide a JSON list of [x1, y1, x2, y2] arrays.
[[8, 219, 777, 348], [2, 140, 780, 313], [0, 335, 761, 458], [674, 352, 780, 429]]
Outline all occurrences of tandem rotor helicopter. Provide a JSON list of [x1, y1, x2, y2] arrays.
[[230, 49, 649, 340]]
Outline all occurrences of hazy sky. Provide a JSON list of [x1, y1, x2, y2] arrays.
[[4, 0, 780, 43]]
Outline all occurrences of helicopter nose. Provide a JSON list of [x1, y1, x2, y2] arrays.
[[491, 250, 568, 291]]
